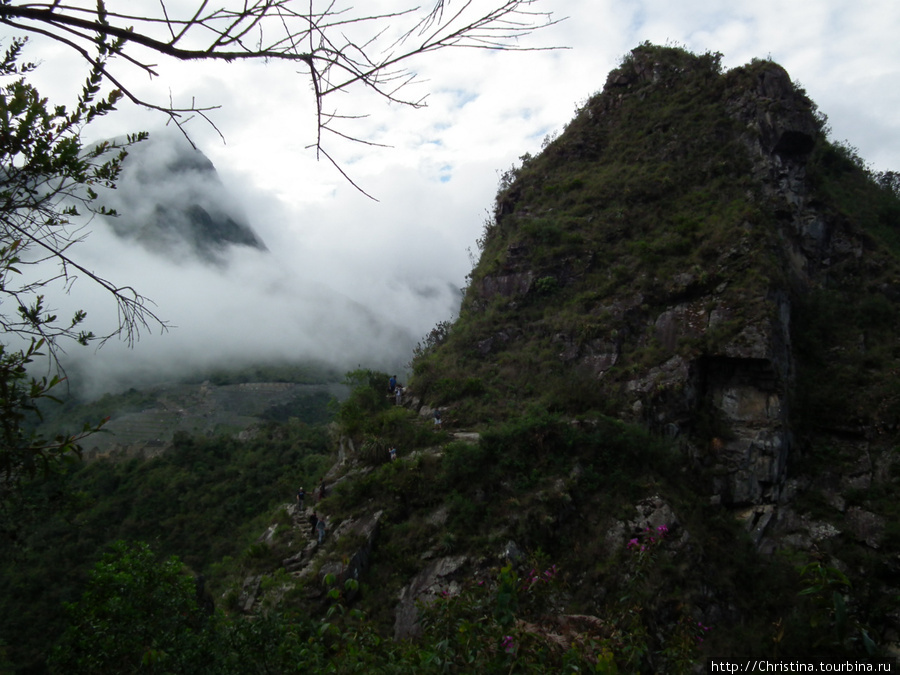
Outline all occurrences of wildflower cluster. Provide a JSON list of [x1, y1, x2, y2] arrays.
[[417, 562, 603, 673], [501, 634, 515, 654], [520, 563, 558, 592], [697, 620, 711, 644], [626, 523, 670, 554]]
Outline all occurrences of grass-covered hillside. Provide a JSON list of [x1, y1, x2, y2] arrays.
[[411, 43, 900, 436]]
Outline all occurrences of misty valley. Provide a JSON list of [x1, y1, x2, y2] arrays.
[[4, 43, 900, 673]]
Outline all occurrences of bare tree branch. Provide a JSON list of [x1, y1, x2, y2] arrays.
[[0, 1, 562, 365], [0, 1, 564, 179]]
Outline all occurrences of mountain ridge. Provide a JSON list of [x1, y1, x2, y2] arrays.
[[100, 134, 266, 262], [414, 43, 900, 511]]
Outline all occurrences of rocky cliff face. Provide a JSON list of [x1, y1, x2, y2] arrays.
[[396, 45, 900, 649], [422, 45, 900, 518]]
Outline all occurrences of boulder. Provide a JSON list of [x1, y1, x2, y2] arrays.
[[394, 555, 468, 640]]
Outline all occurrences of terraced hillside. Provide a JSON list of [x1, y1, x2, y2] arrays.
[[65, 381, 346, 459]]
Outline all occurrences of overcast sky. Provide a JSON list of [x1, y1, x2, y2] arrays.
[[9, 0, 900, 396]]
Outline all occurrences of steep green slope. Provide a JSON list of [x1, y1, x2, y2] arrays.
[[390, 42, 900, 662], [412, 44, 900, 438], [414, 46, 779, 422]]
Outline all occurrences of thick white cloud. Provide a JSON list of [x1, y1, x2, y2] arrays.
[[5, 0, 899, 396]]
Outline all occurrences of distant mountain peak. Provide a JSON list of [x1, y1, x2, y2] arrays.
[[103, 134, 266, 263]]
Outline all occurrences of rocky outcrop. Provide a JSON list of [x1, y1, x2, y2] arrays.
[[615, 58, 824, 508], [621, 294, 793, 506], [328, 45, 900, 659], [394, 555, 468, 640], [317, 510, 383, 598], [441, 45, 898, 530], [235, 502, 383, 614], [480, 270, 533, 300]]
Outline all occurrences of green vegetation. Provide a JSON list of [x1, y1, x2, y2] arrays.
[[40, 542, 648, 674], [808, 140, 900, 254], [321, 385, 879, 668], [2, 361, 892, 672], [48, 541, 212, 674], [335, 368, 447, 455], [0, 38, 148, 524], [413, 43, 790, 426], [792, 288, 900, 432], [0, 418, 333, 672], [3, 42, 900, 674]]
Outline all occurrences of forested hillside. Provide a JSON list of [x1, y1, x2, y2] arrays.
[[3, 44, 900, 673]]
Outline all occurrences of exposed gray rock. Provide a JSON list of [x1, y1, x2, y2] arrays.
[[807, 520, 841, 542], [319, 510, 383, 596], [238, 575, 262, 613], [845, 507, 886, 549], [426, 505, 450, 527], [394, 555, 468, 640], [603, 495, 682, 557], [282, 540, 318, 573], [256, 524, 278, 545], [625, 355, 690, 397], [737, 505, 777, 546], [480, 271, 533, 299], [629, 494, 679, 533], [502, 540, 526, 563]]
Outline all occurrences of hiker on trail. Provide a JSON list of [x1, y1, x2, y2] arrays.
[[433, 409, 442, 427], [395, 385, 403, 406], [389, 375, 397, 393], [317, 481, 326, 502], [389, 447, 397, 462], [316, 517, 327, 544], [309, 512, 318, 537], [296, 487, 305, 510]]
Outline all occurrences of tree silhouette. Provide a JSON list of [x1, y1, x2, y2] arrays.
[[0, 0, 561, 188]]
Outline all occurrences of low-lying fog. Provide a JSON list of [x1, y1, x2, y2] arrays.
[[41, 132, 475, 399]]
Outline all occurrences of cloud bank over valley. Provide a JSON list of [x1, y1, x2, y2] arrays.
[[55, 133, 463, 397]]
